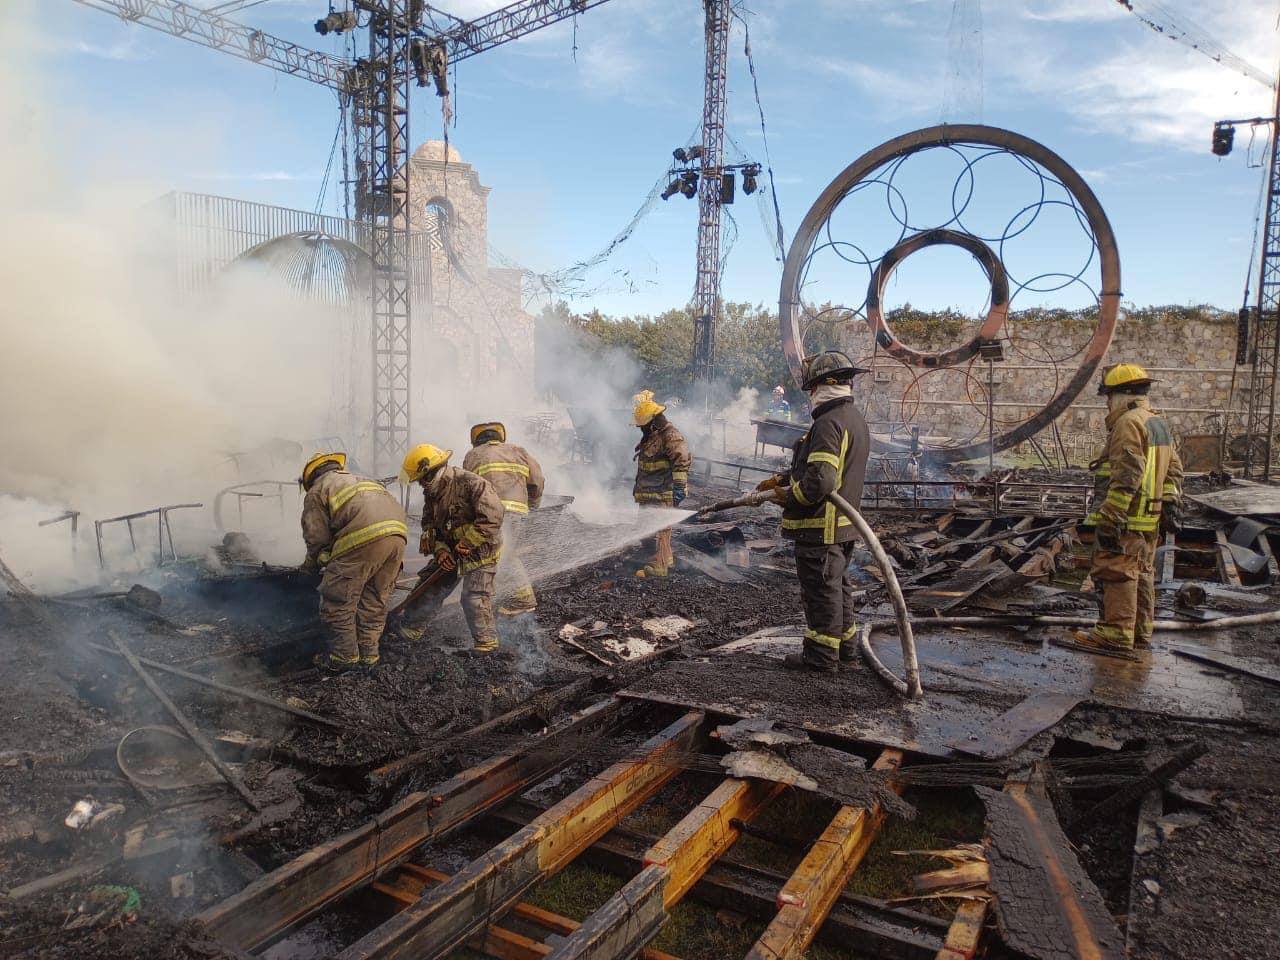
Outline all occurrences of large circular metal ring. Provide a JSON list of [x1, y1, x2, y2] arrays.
[[779, 124, 1120, 464], [865, 228, 1009, 369]]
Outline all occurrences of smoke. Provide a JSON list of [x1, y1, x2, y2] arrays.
[[0, 9, 383, 586], [0, 7, 744, 597]]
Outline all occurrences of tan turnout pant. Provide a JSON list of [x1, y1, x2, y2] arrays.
[[1088, 529, 1158, 648], [402, 563, 500, 651], [318, 534, 406, 664], [498, 516, 536, 611]]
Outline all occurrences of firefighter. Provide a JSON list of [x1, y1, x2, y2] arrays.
[[767, 385, 792, 422], [631, 390, 692, 577], [1073, 363, 1184, 654], [463, 421, 545, 615], [397, 443, 505, 654], [299, 452, 408, 674], [755, 351, 871, 672]]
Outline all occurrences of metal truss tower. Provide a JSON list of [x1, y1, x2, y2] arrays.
[[691, 0, 731, 384], [356, 3, 413, 473], [70, 0, 614, 472], [1245, 81, 1280, 480]]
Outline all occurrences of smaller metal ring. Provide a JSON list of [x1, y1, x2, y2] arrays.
[[865, 228, 1009, 368]]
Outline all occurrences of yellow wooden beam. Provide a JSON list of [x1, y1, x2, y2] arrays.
[[744, 748, 905, 960], [375, 867, 683, 960], [935, 900, 989, 960], [338, 711, 704, 960], [645, 776, 783, 908]]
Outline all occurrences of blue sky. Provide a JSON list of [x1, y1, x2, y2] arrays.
[[34, 0, 1279, 318]]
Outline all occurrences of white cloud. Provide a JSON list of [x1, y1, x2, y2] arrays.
[[193, 170, 321, 181], [811, 56, 937, 115], [70, 36, 148, 61], [988, 4, 1275, 150]]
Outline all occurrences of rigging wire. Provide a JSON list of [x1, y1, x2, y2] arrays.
[[732, 4, 787, 261]]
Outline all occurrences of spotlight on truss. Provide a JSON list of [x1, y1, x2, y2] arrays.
[[1212, 121, 1235, 157], [673, 147, 688, 163], [680, 171, 699, 199], [660, 179, 682, 201], [742, 164, 760, 195]]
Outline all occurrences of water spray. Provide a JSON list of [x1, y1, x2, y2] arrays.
[[696, 490, 923, 699]]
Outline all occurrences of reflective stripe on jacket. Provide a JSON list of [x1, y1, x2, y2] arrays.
[[421, 465, 504, 572], [781, 396, 871, 545], [462, 441, 545, 515], [301, 470, 408, 565], [633, 415, 691, 506], [1085, 397, 1184, 533]]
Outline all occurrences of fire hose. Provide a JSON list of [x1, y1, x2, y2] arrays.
[[697, 490, 924, 699], [388, 560, 447, 620]]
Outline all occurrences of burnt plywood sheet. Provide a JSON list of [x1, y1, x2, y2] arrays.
[[1188, 484, 1280, 519], [620, 627, 1245, 759], [948, 692, 1083, 759], [621, 643, 1026, 759], [977, 787, 1125, 960], [1167, 643, 1280, 686], [864, 630, 1246, 722]]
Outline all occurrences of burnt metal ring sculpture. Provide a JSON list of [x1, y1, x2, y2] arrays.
[[866, 228, 1009, 369], [779, 124, 1120, 464]]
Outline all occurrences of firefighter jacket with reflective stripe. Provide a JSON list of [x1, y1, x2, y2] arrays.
[[302, 470, 408, 566], [421, 466, 504, 573], [633, 415, 691, 506], [1085, 397, 1184, 533], [781, 396, 871, 545], [462, 441, 545, 515]]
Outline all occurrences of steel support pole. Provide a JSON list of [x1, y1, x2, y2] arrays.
[[361, 2, 413, 474], [1244, 80, 1280, 480], [691, 0, 730, 384]]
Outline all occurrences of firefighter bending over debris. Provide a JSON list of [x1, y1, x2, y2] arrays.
[[463, 421, 545, 615], [631, 390, 692, 577], [756, 351, 871, 672], [299, 452, 408, 674], [396, 443, 506, 655], [1072, 363, 1184, 655]]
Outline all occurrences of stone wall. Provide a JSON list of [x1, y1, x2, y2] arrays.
[[848, 307, 1242, 460]]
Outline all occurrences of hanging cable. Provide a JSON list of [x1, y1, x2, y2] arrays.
[[314, 106, 345, 216], [732, 4, 787, 261]]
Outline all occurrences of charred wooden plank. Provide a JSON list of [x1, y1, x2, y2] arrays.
[[947, 692, 1082, 760], [197, 697, 625, 953], [337, 711, 706, 960], [743, 749, 905, 960], [976, 786, 1125, 960]]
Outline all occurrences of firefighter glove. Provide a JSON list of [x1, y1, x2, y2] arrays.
[[672, 482, 687, 506], [454, 540, 474, 557], [754, 474, 784, 492], [419, 532, 432, 555], [434, 547, 457, 571], [1161, 499, 1184, 534], [1094, 519, 1122, 554]]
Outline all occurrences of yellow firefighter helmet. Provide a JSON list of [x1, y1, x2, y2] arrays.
[[469, 421, 507, 446], [632, 390, 666, 427], [1097, 362, 1155, 395], [300, 451, 347, 489], [399, 443, 451, 484]]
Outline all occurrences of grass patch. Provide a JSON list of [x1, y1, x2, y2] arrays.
[[523, 863, 625, 920], [845, 787, 985, 916]]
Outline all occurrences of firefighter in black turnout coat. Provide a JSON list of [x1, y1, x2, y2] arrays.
[[757, 351, 872, 672]]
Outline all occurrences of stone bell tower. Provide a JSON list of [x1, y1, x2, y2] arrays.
[[405, 141, 533, 389]]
